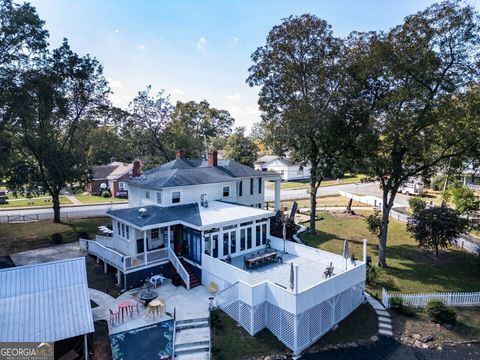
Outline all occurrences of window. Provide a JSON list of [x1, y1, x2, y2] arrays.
[[121, 223, 125, 237], [247, 227, 252, 249], [117, 221, 121, 236], [156, 191, 162, 204], [118, 182, 126, 191], [172, 191, 181, 204], [223, 186, 230, 197], [258, 178, 262, 194], [250, 178, 254, 195], [145, 191, 150, 199], [151, 228, 159, 239], [239, 180, 243, 197], [125, 225, 129, 239], [240, 229, 246, 251], [256, 225, 261, 247]]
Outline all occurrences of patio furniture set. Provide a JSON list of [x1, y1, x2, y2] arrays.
[[109, 300, 140, 325], [243, 250, 282, 270], [323, 262, 335, 279], [98, 225, 113, 235]]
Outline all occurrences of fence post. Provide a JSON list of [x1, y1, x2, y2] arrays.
[[381, 288, 389, 308]]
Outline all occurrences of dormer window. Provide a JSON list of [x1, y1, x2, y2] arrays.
[[145, 191, 150, 199], [223, 186, 230, 197], [172, 191, 181, 204]]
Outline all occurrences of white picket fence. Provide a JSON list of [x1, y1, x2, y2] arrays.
[[382, 288, 480, 308]]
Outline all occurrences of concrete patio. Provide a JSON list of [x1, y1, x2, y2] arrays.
[[10, 242, 84, 266]]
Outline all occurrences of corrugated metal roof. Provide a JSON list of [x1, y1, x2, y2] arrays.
[[0, 258, 94, 342]]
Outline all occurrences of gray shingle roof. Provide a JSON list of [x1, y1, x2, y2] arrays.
[[108, 204, 202, 228], [0, 258, 94, 342], [130, 158, 277, 190]]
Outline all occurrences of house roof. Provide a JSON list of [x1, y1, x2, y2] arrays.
[[0, 258, 94, 342], [255, 155, 279, 164], [129, 158, 278, 190], [107, 162, 133, 180], [108, 201, 274, 230], [92, 164, 118, 180], [261, 157, 309, 168], [92, 161, 133, 181]]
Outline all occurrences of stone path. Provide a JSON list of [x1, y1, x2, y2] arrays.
[[365, 293, 393, 337], [64, 194, 82, 205]]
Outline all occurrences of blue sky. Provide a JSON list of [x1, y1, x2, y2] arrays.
[[28, 0, 479, 131]]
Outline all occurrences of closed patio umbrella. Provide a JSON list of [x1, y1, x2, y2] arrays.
[[289, 262, 294, 291], [343, 239, 350, 270]]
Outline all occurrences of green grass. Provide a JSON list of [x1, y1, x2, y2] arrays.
[[300, 210, 480, 295], [266, 174, 365, 190], [266, 195, 367, 210], [0, 196, 72, 208], [211, 310, 289, 360], [74, 194, 127, 204], [0, 217, 110, 256]]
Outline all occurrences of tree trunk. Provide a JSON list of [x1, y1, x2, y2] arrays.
[[52, 191, 61, 223], [309, 181, 317, 234], [378, 206, 390, 268]]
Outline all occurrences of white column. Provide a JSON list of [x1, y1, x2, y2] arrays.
[[167, 226, 171, 248], [294, 264, 299, 294], [143, 230, 148, 265], [200, 231, 204, 255], [274, 179, 281, 211], [219, 228, 224, 258], [236, 225, 240, 253], [84, 334, 89, 360], [363, 239, 368, 263]]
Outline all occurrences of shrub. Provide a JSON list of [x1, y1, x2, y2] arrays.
[[408, 197, 426, 214], [366, 263, 378, 285], [389, 297, 415, 316], [77, 231, 90, 240], [425, 299, 456, 324], [51, 233, 64, 244], [102, 190, 111, 198], [270, 211, 298, 239]]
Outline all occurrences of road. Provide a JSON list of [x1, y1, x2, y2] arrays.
[[0, 202, 128, 217], [300, 337, 480, 360]]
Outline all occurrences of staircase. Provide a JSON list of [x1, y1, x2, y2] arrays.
[[174, 317, 210, 359], [180, 259, 201, 289]]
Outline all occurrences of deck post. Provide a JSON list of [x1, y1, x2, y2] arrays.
[[167, 225, 171, 248], [103, 261, 107, 274], [274, 179, 281, 211], [84, 333, 88, 360], [143, 230, 148, 265]]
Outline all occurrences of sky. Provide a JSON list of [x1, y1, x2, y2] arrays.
[[28, 0, 480, 132]]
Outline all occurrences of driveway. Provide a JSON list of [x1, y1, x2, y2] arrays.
[[301, 337, 480, 360]]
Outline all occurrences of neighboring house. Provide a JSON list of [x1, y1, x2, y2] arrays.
[[255, 156, 312, 181], [0, 258, 94, 359], [85, 157, 141, 197], [80, 150, 366, 355]]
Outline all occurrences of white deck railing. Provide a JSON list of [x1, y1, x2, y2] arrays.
[[168, 248, 190, 290], [382, 288, 480, 308], [79, 239, 125, 269]]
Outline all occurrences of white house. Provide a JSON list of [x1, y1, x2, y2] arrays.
[[255, 156, 312, 182], [80, 150, 366, 355]]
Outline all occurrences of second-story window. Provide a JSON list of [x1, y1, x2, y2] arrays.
[[172, 191, 181, 204], [258, 178, 262, 194], [156, 191, 162, 204], [121, 223, 125, 237], [223, 186, 230, 197], [239, 180, 243, 197], [125, 225, 129, 239], [145, 191, 150, 199], [250, 178, 254, 195], [117, 221, 121, 236]]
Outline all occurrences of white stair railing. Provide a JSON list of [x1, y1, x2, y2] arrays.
[[168, 247, 191, 290]]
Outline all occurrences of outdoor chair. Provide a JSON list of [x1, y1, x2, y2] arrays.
[[109, 308, 119, 325], [208, 281, 219, 294], [128, 301, 140, 317]]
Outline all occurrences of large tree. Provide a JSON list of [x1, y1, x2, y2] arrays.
[[223, 127, 258, 166], [354, 1, 480, 267], [10, 40, 109, 222], [247, 14, 366, 232]]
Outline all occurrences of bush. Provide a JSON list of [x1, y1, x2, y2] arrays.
[[408, 197, 426, 214], [51, 233, 64, 244], [389, 297, 415, 316], [77, 231, 90, 240], [270, 211, 298, 239], [425, 299, 456, 324], [366, 263, 379, 285], [101, 190, 111, 198]]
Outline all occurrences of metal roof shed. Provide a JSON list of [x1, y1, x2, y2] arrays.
[[0, 257, 94, 343]]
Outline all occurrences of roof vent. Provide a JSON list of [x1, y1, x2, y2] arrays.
[[138, 207, 148, 218], [200, 194, 208, 208]]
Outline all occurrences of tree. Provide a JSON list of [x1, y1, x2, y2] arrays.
[[408, 197, 427, 214], [407, 205, 468, 257], [223, 127, 258, 166], [85, 126, 133, 165], [247, 14, 366, 233], [448, 185, 479, 216], [354, 1, 480, 267], [9, 40, 109, 222]]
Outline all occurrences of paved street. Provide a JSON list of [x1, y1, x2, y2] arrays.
[[301, 337, 480, 360]]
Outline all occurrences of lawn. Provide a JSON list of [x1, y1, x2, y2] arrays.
[[74, 194, 128, 204], [266, 195, 366, 210], [266, 174, 365, 190], [0, 195, 72, 209], [0, 217, 110, 256], [300, 210, 480, 296]]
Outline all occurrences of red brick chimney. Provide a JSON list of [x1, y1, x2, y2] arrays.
[[176, 150, 184, 160], [132, 160, 141, 177], [208, 151, 218, 167]]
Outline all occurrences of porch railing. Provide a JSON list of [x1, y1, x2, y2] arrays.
[[168, 247, 190, 290], [79, 239, 124, 270]]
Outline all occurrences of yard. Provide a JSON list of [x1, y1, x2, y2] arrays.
[[73, 194, 128, 204], [266, 195, 367, 210], [266, 174, 365, 190], [299, 210, 480, 295], [0, 195, 72, 208], [0, 217, 110, 256]]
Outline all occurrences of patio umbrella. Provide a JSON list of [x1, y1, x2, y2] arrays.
[[343, 239, 350, 270], [289, 262, 294, 291]]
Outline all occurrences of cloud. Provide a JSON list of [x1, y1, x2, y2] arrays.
[[196, 37, 207, 49], [170, 89, 185, 96], [114, 29, 120, 33], [231, 36, 240, 45], [136, 44, 145, 50], [225, 93, 240, 100], [106, 77, 122, 89]]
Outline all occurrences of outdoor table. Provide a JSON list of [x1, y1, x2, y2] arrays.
[[245, 250, 277, 268], [145, 299, 164, 320], [118, 300, 131, 322]]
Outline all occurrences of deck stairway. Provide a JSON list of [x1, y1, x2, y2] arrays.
[[179, 259, 201, 289], [174, 317, 210, 359]]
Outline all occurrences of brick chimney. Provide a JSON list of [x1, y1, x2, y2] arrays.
[[132, 160, 141, 177], [208, 151, 218, 167], [176, 150, 185, 160]]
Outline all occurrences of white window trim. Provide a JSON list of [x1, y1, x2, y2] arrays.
[[145, 191, 150, 199], [223, 185, 230, 197], [171, 190, 182, 205], [156, 190, 162, 204]]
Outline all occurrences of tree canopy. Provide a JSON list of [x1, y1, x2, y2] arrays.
[[223, 127, 258, 167]]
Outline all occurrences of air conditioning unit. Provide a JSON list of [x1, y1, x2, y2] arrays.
[[138, 207, 148, 218], [200, 194, 209, 208]]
